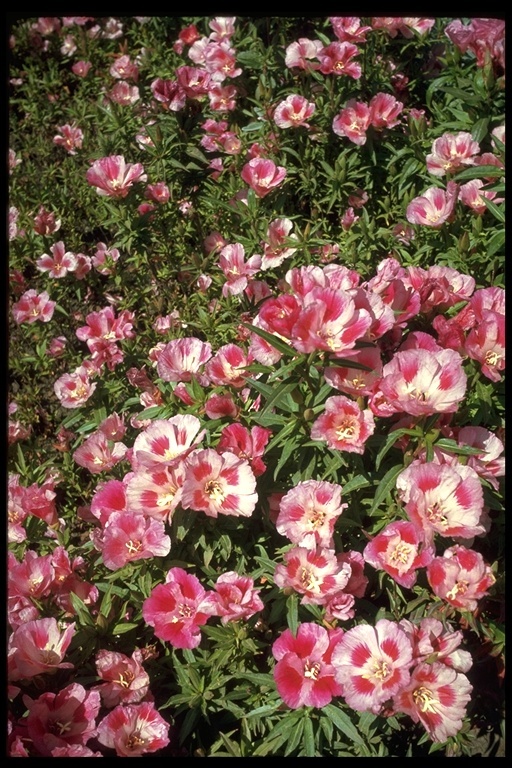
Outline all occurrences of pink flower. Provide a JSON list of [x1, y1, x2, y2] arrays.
[[54, 365, 97, 408], [216, 423, 271, 477], [126, 464, 186, 523], [374, 346, 467, 416], [458, 178, 503, 215], [131, 414, 204, 471], [12, 289, 55, 324], [110, 54, 139, 80], [22, 683, 100, 757], [318, 41, 361, 78], [396, 461, 486, 544], [272, 623, 344, 708], [8, 618, 75, 681], [93, 511, 171, 570], [273, 94, 316, 129], [156, 337, 212, 384], [240, 158, 287, 198], [212, 571, 264, 623], [33, 205, 61, 235], [181, 448, 258, 518], [330, 17, 372, 43], [36, 240, 77, 277], [142, 567, 218, 648], [96, 701, 170, 757], [311, 395, 375, 454], [464, 310, 505, 382], [275, 479, 346, 548], [219, 242, 261, 297], [399, 617, 473, 673], [426, 131, 480, 176], [363, 520, 435, 589], [72, 60, 91, 77], [274, 546, 352, 606], [260, 217, 298, 269], [108, 80, 140, 105], [204, 392, 239, 419], [73, 430, 128, 474], [205, 343, 252, 387], [284, 37, 323, 70], [86, 155, 147, 198], [323, 345, 382, 397], [369, 92, 403, 130], [332, 619, 413, 713], [53, 123, 83, 154], [406, 181, 458, 227], [426, 545, 495, 611], [393, 662, 472, 742], [454, 425, 504, 490], [332, 100, 371, 145]]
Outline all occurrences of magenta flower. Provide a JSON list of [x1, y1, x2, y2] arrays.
[[73, 430, 128, 474], [240, 158, 287, 198], [22, 683, 100, 757], [142, 566, 218, 648], [205, 343, 252, 387], [86, 155, 147, 198], [318, 41, 361, 77], [12, 289, 55, 324], [363, 520, 434, 589], [393, 662, 472, 742], [426, 131, 480, 176], [272, 623, 344, 708], [212, 571, 264, 624], [331, 619, 413, 713], [464, 310, 505, 382], [426, 545, 495, 611], [369, 92, 403, 130], [311, 395, 375, 454], [406, 181, 458, 227], [181, 448, 258, 518], [54, 365, 97, 409], [217, 422, 271, 477], [275, 479, 346, 548], [96, 701, 170, 757], [274, 546, 352, 606], [53, 123, 83, 154], [332, 100, 371, 145], [399, 617, 473, 673]]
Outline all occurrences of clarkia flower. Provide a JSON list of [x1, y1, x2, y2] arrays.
[[86, 155, 147, 198]]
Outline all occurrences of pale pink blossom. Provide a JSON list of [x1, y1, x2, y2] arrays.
[[219, 242, 261, 296], [208, 82, 238, 111], [393, 662, 472, 742], [205, 343, 252, 387], [145, 181, 170, 204], [125, 464, 186, 523], [406, 181, 458, 227], [284, 37, 323, 70], [108, 80, 140, 105], [318, 41, 361, 78], [110, 54, 139, 81], [142, 567, 218, 648], [36, 240, 77, 277], [332, 619, 413, 713], [272, 623, 344, 708], [12, 289, 55, 324], [131, 415, 205, 470], [363, 520, 435, 589], [156, 337, 212, 384], [369, 92, 403, 130], [181, 448, 258, 518], [273, 94, 316, 129], [260, 217, 298, 270], [73, 430, 128, 474], [240, 158, 287, 198], [332, 100, 371, 145], [453, 425, 505, 490], [72, 60, 92, 77], [274, 546, 352, 606], [426, 545, 496, 611], [275, 480, 346, 549], [92, 511, 171, 570], [311, 395, 375, 454], [86, 155, 147, 198], [53, 123, 83, 154], [464, 311, 505, 382], [330, 17, 372, 43], [96, 701, 170, 757], [458, 178, 503, 215], [426, 131, 480, 176], [8, 618, 75, 681], [396, 461, 486, 544], [324, 345, 382, 397], [399, 617, 473, 674], [54, 365, 97, 408]]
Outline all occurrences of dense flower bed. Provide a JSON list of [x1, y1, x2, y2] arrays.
[[8, 15, 504, 757]]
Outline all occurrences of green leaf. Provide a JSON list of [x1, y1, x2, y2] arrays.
[[375, 427, 421, 471], [471, 117, 489, 144], [342, 474, 371, 494], [303, 714, 315, 756], [369, 464, 404, 516], [245, 702, 281, 719], [261, 381, 299, 416], [286, 592, 299, 636], [242, 323, 297, 357], [486, 229, 505, 257], [453, 165, 504, 182], [482, 197, 505, 222], [112, 622, 139, 634], [434, 438, 485, 456], [323, 704, 365, 746]]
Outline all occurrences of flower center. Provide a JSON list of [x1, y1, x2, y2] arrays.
[[205, 479, 225, 503], [125, 539, 143, 555], [304, 659, 321, 679], [412, 686, 439, 713]]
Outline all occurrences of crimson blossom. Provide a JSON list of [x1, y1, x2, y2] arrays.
[[96, 701, 170, 757], [393, 662, 473, 743], [91, 510, 171, 570], [142, 566, 218, 649], [86, 154, 147, 198], [272, 623, 344, 708], [331, 619, 413, 714]]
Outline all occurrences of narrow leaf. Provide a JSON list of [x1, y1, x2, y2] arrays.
[[369, 464, 404, 515], [242, 322, 297, 357], [323, 704, 365, 746]]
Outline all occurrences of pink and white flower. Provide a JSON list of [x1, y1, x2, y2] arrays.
[[272, 623, 344, 708], [212, 571, 264, 624], [311, 395, 375, 454], [331, 618, 413, 713], [275, 479, 346, 548], [96, 701, 170, 757], [8, 618, 75, 681], [86, 155, 147, 198], [332, 100, 371, 145], [53, 123, 83, 154], [274, 546, 352, 606], [426, 131, 480, 176], [363, 520, 435, 589], [181, 448, 258, 518], [92, 511, 171, 570], [273, 94, 316, 129], [406, 181, 458, 227], [130, 415, 204, 470], [426, 545, 495, 611], [240, 158, 287, 198], [12, 289, 55, 324], [156, 337, 212, 384]]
